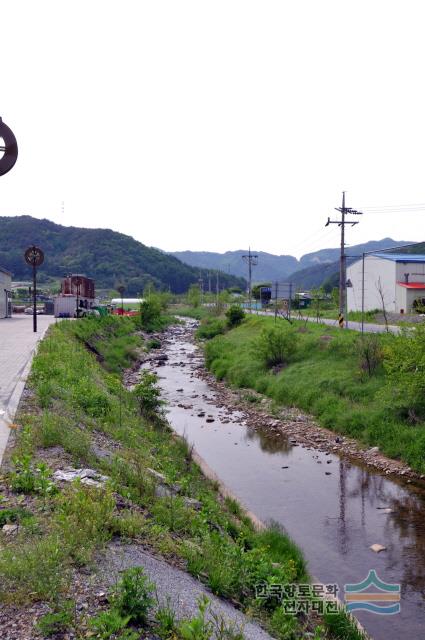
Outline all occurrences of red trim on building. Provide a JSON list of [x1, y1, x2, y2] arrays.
[[397, 282, 425, 289]]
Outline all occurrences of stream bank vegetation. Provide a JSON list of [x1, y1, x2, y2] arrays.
[[0, 313, 364, 640], [203, 314, 425, 475]]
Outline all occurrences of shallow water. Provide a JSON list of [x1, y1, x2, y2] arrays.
[[147, 322, 425, 640]]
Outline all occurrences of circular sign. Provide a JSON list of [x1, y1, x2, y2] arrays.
[[0, 118, 18, 177], [117, 285, 125, 295], [24, 246, 44, 267]]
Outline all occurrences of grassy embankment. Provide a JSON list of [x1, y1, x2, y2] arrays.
[[0, 315, 364, 639], [203, 315, 425, 474]]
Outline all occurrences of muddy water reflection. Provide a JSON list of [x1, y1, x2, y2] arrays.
[[148, 324, 425, 640]]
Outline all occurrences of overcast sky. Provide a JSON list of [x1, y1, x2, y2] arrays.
[[1, 1, 424, 258]]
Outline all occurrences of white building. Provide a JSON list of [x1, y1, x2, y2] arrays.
[[0, 266, 12, 318], [347, 253, 425, 314]]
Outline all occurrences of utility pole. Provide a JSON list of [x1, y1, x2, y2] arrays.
[[216, 271, 219, 308], [208, 271, 212, 294], [325, 192, 363, 327], [242, 247, 258, 313], [198, 272, 204, 306]]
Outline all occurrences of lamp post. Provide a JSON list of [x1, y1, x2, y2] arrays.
[[24, 246, 44, 332]]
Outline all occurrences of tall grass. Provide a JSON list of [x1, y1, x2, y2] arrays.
[[205, 316, 425, 473]]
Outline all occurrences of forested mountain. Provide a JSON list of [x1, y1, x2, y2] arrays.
[[172, 238, 414, 289], [171, 250, 299, 282], [0, 216, 246, 294]]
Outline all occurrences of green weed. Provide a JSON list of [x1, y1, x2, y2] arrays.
[[112, 567, 155, 624], [36, 600, 75, 636]]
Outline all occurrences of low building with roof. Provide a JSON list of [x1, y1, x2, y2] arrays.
[[0, 266, 12, 318], [347, 253, 425, 314]]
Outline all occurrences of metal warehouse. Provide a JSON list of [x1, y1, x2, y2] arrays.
[[0, 266, 12, 318], [347, 253, 425, 314]]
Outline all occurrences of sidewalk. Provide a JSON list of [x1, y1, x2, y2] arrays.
[[0, 315, 56, 466]]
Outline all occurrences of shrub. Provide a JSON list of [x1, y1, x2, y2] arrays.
[[133, 371, 162, 417], [254, 326, 298, 368], [9, 456, 57, 497], [225, 305, 245, 328], [355, 334, 383, 377], [384, 326, 425, 420], [112, 567, 155, 624], [197, 318, 226, 340], [89, 609, 136, 639], [187, 284, 201, 308], [139, 296, 163, 332]]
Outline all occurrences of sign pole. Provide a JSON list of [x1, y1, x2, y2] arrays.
[[24, 246, 44, 332], [32, 263, 37, 332]]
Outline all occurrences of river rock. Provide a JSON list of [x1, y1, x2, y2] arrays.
[[53, 467, 109, 487], [370, 544, 386, 553], [2, 524, 18, 535], [183, 497, 202, 510]]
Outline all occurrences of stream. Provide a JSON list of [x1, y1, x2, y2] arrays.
[[143, 320, 425, 640]]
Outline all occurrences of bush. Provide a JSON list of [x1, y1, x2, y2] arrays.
[[225, 305, 245, 328], [9, 456, 57, 496], [197, 318, 226, 340], [254, 326, 298, 368], [384, 326, 425, 420], [139, 292, 170, 332], [355, 334, 383, 377], [112, 567, 155, 624], [133, 371, 162, 417]]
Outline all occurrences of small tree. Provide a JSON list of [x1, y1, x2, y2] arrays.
[[139, 296, 162, 331], [254, 326, 298, 368], [376, 277, 389, 332], [187, 284, 201, 308], [225, 305, 245, 327], [356, 334, 383, 376], [311, 287, 325, 323], [133, 371, 162, 417]]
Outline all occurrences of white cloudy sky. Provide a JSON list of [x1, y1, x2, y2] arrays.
[[1, 0, 424, 258]]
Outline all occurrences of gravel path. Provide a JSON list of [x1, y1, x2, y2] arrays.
[[100, 541, 274, 640]]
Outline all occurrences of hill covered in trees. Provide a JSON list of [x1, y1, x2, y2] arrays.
[[172, 238, 415, 289], [0, 216, 246, 294]]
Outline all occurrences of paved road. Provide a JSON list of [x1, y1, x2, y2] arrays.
[[304, 315, 401, 334], [0, 315, 56, 465], [254, 310, 401, 334]]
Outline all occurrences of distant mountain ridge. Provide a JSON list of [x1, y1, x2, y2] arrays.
[[170, 250, 299, 283], [0, 216, 246, 294], [171, 238, 414, 288]]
